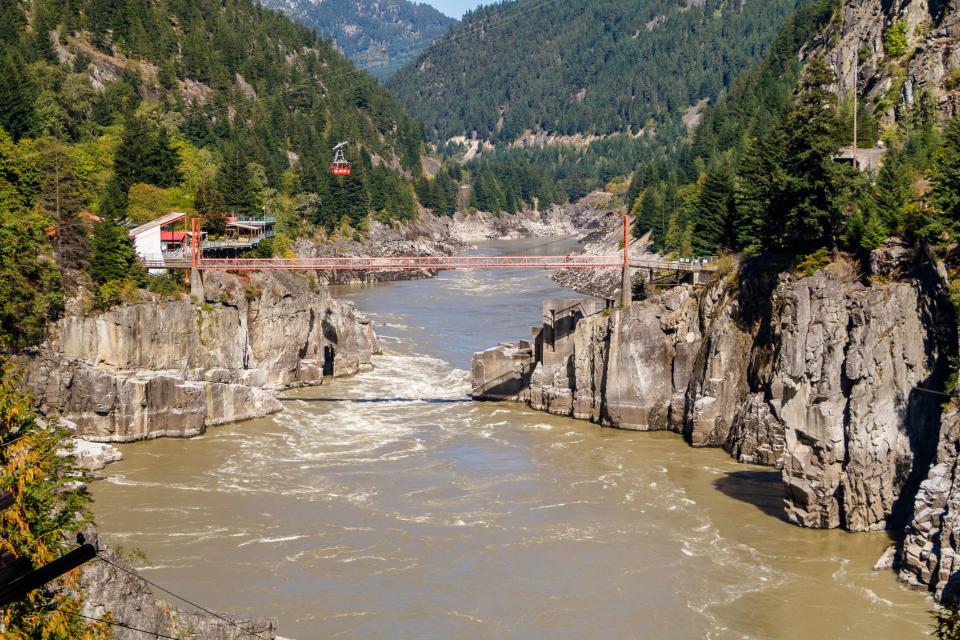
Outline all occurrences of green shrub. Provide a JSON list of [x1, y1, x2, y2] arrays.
[[795, 247, 832, 277], [94, 278, 140, 310], [147, 272, 186, 298], [884, 20, 909, 59]]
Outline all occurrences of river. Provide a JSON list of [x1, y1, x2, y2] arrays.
[[90, 237, 932, 639]]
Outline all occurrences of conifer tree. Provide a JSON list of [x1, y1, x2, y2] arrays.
[[111, 115, 153, 196], [30, 3, 58, 64], [194, 175, 227, 234], [633, 188, 661, 241], [217, 146, 258, 216], [147, 126, 182, 188], [90, 216, 140, 285], [0, 0, 25, 47], [779, 59, 845, 251], [692, 163, 736, 255], [931, 118, 960, 224], [0, 51, 35, 141], [871, 149, 912, 233], [735, 130, 787, 250]]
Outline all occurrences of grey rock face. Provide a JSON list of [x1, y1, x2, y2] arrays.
[[473, 255, 952, 546], [819, 0, 960, 123], [773, 273, 942, 531], [900, 407, 960, 598], [684, 289, 752, 447], [80, 536, 276, 640], [726, 393, 785, 467], [26, 271, 378, 442]]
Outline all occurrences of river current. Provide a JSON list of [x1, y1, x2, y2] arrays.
[[91, 237, 932, 639]]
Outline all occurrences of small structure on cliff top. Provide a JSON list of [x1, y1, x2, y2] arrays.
[[129, 211, 276, 271]]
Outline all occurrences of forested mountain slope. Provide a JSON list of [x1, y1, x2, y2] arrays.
[[388, 0, 813, 142], [261, 0, 455, 80], [0, 0, 425, 352], [625, 0, 960, 259]]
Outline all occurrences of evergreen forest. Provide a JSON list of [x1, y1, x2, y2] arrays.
[[388, 0, 815, 141]]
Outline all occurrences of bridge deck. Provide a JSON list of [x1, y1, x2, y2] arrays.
[[146, 255, 716, 272]]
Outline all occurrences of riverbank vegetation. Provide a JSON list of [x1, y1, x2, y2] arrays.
[[0, 360, 106, 639]]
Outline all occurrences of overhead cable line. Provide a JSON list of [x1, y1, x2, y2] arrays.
[[95, 553, 268, 640], [54, 608, 182, 639]]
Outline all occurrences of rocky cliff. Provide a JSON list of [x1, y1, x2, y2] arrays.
[[473, 242, 960, 599], [25, 270, 379, 442], [815, 0, 960, 121]]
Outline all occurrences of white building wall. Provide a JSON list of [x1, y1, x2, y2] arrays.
[[131, 226, 164, 274]]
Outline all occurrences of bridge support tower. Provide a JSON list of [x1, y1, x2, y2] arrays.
[[620, 214, 632, 308], [190, 268, 204, 301]]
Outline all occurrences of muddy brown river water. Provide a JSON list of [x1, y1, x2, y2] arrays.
[[91, 237, 933, 639]]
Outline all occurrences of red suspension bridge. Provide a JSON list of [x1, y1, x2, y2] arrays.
[[150, 218, 713, 271], [148, 218, 717, 303]]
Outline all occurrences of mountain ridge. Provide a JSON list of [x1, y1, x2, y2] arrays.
[[261, 0, 455, 80], [388, 0, 812, 142]]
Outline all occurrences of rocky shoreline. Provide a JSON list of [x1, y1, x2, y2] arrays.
[[26, 269, 380, 444], [471, 240, 960, 602]]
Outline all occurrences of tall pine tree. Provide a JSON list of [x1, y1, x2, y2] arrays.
[[692, 163, 736, 256], [779, 59, 845, 251], [0, 51, 35, 141], [217, 146, 259, 216]]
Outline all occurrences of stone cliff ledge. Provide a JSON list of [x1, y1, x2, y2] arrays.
[[25, 270, 380, 443]]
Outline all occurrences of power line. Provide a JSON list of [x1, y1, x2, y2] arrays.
[[55, 608, 181, 639], [95, 553, 268, 640]]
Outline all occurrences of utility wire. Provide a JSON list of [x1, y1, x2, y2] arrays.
[[95, 553, 268, 640], [54, 608, 181, 639]]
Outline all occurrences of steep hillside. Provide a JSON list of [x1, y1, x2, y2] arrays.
[[625, 0, 960, 260], [388, 0, 813, 142], [0, 0, 424, 351], [263, 0, 455, 80]]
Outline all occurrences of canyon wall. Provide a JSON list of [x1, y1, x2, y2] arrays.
[[25, 270, 379, 442], [473, 242, 960, 599]]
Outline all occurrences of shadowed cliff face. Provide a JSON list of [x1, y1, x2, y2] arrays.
[[472, 241, 960, 599], [24, 271, 380, 443]]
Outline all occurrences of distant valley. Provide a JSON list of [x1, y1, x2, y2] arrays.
[[261, 0, 456, 80]]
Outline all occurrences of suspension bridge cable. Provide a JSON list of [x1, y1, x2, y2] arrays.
[[94, 553, 268, 640]]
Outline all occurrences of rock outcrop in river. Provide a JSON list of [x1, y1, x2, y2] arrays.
[[25, 270, 379, 442], [472, 241, 960, 600]]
